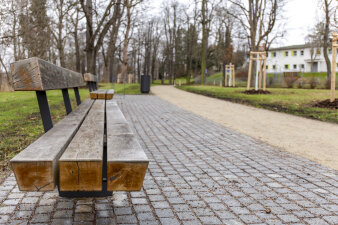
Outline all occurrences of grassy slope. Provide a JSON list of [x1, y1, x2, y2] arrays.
[[178, 85, 338, 123]]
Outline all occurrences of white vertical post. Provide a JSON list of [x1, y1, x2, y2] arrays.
[[229, 63, 232, 86]]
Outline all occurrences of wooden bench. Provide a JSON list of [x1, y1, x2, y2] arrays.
[[83, 73, 98, 92], [9, 57, 149, 197]]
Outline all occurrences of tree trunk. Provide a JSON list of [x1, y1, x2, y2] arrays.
[[323, 0, 331, 79], [200, 0, 206, 85]]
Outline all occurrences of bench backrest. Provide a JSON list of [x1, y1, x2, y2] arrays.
[[10, 57, 88, 133], [83, 73, 98, 92]]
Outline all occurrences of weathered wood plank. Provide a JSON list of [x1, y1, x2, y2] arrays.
[[83, 73, 97, 82], [10, 99, 94, 191], [59, 100, 105, 191], [90, 91, 98, 99], [106, 89, 114, 100], [97, 89, 107, 99], [106, 100, 148, 191], [89, 90, 107, 99], [10, 57, 85, 91]]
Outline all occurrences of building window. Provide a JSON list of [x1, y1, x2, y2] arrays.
[[284, 64, 289, 69], [293, 51, 297, 56], [273, 52, 276, 57], [293, 65, 297, 69], [300, 50, 304, 56], [316, 49, 321, 55], [266, 65, 269, 69], [273, 65, 276, 70], [301, 64, 305, 69], [284, 51, 289, 57]]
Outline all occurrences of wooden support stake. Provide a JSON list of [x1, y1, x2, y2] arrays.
[[247, 56, 253, 90], [263, 58, 267, 91], [259, 58, 262, 90], [331, 33, 337, 102]]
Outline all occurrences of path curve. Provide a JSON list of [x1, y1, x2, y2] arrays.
[[151, 85, 338, 170]]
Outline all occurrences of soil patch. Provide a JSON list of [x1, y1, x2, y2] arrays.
[[313, 99, 338, 109], [244, 90, 271, 95]]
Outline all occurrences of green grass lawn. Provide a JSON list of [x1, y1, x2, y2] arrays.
[[0, 83, 142, 171], [178, 85, 338, 123]]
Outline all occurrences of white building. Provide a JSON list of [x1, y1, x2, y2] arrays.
[[266, 44, 338, 73]]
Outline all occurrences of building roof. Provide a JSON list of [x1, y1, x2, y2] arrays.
[[269, 43, 321, 51]]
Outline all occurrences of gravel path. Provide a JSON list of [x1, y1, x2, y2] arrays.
[[151, 85, 338, 170]]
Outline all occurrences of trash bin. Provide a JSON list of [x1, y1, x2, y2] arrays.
[[140, 75, 150, 93]]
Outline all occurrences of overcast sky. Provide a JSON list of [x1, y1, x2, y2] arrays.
[[152, 0, 328, 47]]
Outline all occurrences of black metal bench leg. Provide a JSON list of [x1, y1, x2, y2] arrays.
[[62, 88, 72, 115], [74, 87, 81, 106], [88, 82, 92, 92], [36, 91, 53, 133]]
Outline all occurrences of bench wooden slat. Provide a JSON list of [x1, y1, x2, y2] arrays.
[[59, 100, 105, 191], [106, 89, 114, 100], [89, 89, 106, 99], [106, 100, 148, 191], [97, 90, 107, 99], [10, 99, 94, 191], [11, 57, 85, 91], [83, 73, 97, 82]]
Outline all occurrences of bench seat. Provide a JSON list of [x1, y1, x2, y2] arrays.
[[90, 89, 114, 100], [10, 99, 94, 191], [59, 100, 105, 191], [106, 101, 148, 191]]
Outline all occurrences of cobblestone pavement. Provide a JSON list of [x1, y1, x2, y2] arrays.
[[0, 95, 338, 225]]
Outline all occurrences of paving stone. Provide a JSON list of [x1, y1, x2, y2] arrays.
[[154, 208, 175, 218], [30, 213, 50, 223], [137, 212, 156, 221], [239, 214, 263, 224], [21, 197, 39, 204], [95, 203, 111, 211], [0, 215, 9, 223], [53, 209, 73, 218], [132, 198, 148, 204], [114, 207, 133, 215], [116, 215, 137, 224], [159, 217, 180, 225], [323, 216, 338, 224], [96, 210, 113, 218], [75, 204, 92, 213], [199, 216, 223, 224], [304, 218, 330, 225], [56, 201, 74, 209], [51, 218, 73, 225], [0, 205, 16, 214], [176, 211, 197, 220], [277, 214, 300, 223], [13, 210, 33, 219], [74, 213, 94, 222], [96, 218, 116, 225]]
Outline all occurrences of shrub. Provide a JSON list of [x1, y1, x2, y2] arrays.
[[325, 77, 331, 89], [309, 76, 317, 89], [284, 76, 299, 88]]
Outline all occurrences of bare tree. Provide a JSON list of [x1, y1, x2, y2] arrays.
[[322, 0, 334, 78], [120, 0, 143, 83], [80, 0, 117, 74], [228, 0, 285, 51]]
